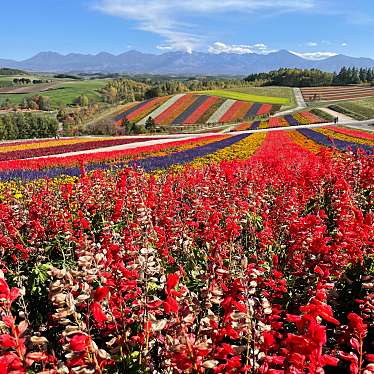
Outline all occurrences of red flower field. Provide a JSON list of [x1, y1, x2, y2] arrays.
[[0, 128, 373, 373]]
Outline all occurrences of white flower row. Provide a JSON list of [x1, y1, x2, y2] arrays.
[[137, 94, 186, 125], [207, 99, 236, 123]]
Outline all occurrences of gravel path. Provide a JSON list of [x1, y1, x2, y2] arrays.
[[294, 88, 307, 108], [318, 107, 354, 123], [274, 88, 307, 117]]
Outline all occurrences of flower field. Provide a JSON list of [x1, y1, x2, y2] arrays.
[[0, 126, 373, 373], [0, 137, 169, 161], [115, 94, 282, 126], [232, 111, 328, 131]]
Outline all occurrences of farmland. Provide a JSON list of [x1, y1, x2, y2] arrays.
[[0, 124, 373, 373], [326, 97, 374, 120], [223, 86, 297, 108], [196, 89, 290, 105], [301, 85, 374, 102], [115, 93, 282, 126], [0, 79, 107, 108]]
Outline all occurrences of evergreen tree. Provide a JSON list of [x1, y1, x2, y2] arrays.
[[145, 117, 156, 133]]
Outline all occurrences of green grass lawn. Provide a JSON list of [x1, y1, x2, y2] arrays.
[[0, 79, 107, 108], [196, 88, 291, 105]]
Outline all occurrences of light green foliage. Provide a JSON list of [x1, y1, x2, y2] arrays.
[[195, 89, 290, 104]]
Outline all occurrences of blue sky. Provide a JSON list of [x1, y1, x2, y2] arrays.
[[2, 0, 374, 60]]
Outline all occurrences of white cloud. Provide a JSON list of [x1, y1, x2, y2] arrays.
[[95, 0, 316, 52], [291, 51, 338, 60], [341, 42, 348, 47], [307, 42, 318, 47], [208, 42, 276, 55]]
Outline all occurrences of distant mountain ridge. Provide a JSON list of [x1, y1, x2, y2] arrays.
[[1, 50, 374, 75]]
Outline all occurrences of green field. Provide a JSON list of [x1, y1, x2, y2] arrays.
[[333, 97, 374, 119], [306, 96, 374, 120], [196, 88, 291, 105], [0, 79, 106, 108], [225, 86, 295, 106]]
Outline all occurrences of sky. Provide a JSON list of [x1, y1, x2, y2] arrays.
[[1, 0, 374, 61]]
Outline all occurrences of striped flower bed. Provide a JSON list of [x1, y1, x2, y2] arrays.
[[170, 95, 205, 125], [313, 128, 374, 146], [154, 95, 195, 125], [329, 126, 374, 141], [195, 98, 226, 124], [284, 115, 300, 126], [249, 121, 261, 130], [218, 101, 252, 123], [172, 95, 210, 124], [245, 102, 262, 118], [298, 111, 326, 124], [0, 137, 163, 161], [0, 137, 112, 154], [0, 136, 227, 181], [297, 128, 373, 154], [183, 96, 220, 124], [0, 138, 70, 148], [207, 100, 236, 123], [261, 117, 289, 128], [256, 103, 273, 116], [115, 101, 151, 122], [115, 94, 282, 127], [128, 133, 251, 171], [231, 111, 327, 132], [127, 96, 170, 123], [137, 94, 186, 125]]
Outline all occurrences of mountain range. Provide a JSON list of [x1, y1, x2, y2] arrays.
[[1, 50, 374, 75]]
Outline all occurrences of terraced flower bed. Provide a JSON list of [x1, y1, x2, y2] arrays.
[[231, 111, 327, 131], [301, 85, 374, 102], [115, 94, 282, 126], [0, 137, 167, 161]]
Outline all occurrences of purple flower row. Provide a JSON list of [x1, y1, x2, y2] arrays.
[[297, 128, 373, 154]]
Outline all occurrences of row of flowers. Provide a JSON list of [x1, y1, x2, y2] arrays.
[[0, 137, 165, 162], [127, 96, 170, 124], [114, 94, 281, 126], [0, 135, 227, 182], [155, 95, 198, 126], [0, 137, 111, 155], [326, 126, 374, 142], [0, 131, 372, 372], [231, 111, 327, 131], [298, 128, 373, 154], [137, 94, 187, 125]]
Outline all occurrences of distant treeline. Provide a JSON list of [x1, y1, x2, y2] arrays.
[[0, 67, 27, 76], [245, 67, 374, 87], [100, 78, 251, 103], [0, 112, 59, 140]]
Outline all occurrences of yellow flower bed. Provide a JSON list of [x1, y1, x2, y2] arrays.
[[286, 130, 324, 154], [0, 175, 78, 202], [190, 132, 267, 168], [314, 128, 374, 146], [293, 113, 309, 125]]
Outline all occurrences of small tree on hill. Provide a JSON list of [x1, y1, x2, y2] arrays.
[[121, 115, 136, 135], [145, 116, 156, 133], [75, 95, 89, 107]]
